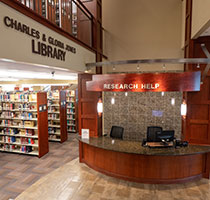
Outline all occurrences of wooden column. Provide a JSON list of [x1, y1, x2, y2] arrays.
[[183, 0, 210, 144], [78, 74, 102, 137]]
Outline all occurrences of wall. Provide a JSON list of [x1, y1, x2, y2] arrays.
[[104, 91, 182, 141], [191, 0, 210, 39], [0, 2, 95, 72], [102, 0, 183, 73]]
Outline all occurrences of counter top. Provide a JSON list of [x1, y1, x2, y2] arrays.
[[78, 136, 210, 156]]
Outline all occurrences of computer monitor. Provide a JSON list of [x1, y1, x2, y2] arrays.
[[157, 130, 174, 142]]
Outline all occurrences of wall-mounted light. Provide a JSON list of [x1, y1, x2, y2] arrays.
[[97, 98, 103, 116], [111, 97, 115, 104], [113, 66, 116, 71], [161, 92, 164, 96], [125, 92, 128, 96], [137, 65, 140, 70], [171, 98, 175, 106], [162, 64, 166, 69], [197, 63, 200, 68], [181, 102, 187, 117]]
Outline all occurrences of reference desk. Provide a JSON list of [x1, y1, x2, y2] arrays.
[[79, 136, 210, 184]]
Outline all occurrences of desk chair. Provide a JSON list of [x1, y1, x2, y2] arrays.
[[110, 126, 124, 139], [146, 126, 162, 142]]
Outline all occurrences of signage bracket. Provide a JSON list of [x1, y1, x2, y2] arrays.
[[86, 44, 210, 81]]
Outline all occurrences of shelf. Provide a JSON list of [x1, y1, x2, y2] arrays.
[[48, 132, 61, 135], [67, 107, 75, 109], [0, 125, 38, 130], [48, 118, 60, 121], [67, 112, 75, 115], [66, 95, 75, 98], [68, 130, 76, 133], [49, 138, 61, 142], [48, 125, 60, 128], [67, 124, 76, 127], [0, 141, 38, 147], [66, 101, 75, 103], [48, 104, 60, 107], [0, 117, 37, 121], [48, 111, 60, 114], [67, 118, 75, 120], [0, 148, 38, 156], [0, 100, 37, 103], [0, 133, 38, 138], [1, 109, 37, 112]]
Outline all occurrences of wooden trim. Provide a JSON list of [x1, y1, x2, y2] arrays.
[[60, 90, 67, 143], [37, 92, 49, 158], [1, 0, 96, 54]]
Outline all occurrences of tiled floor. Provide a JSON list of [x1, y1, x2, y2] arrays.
[[15, 158, 210, 200], [0, 134, 78, 200]]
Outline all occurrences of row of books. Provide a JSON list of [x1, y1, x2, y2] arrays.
[[1, 103, 36, 111], [1, 136, 36, 145], [0, 92, 37, 102], [0, 111, 35, 119], [0, 144, 35, 153], [1, 128, 35, 136]]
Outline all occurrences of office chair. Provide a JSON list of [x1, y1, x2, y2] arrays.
[[110, 126, 124, 139], [146, 126, 162, 142]]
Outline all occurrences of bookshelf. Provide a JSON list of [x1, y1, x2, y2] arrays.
[[66, 90, 77, 133], [0, 92, 48, 158], [48, 90, 67, 143]]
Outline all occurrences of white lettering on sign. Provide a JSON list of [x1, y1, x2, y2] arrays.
[[103, 83, 159, 90], [141, 83, 159, 89]]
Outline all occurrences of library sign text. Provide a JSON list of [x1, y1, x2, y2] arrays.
[[86, 72, 201, 92], [3, 16, 76, 61]]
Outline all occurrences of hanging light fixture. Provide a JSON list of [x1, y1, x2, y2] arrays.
[[181, 101, 187, 117], [97, 98, 103, 115]]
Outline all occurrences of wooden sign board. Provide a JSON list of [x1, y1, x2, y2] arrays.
[[86, 72, 201, 92]]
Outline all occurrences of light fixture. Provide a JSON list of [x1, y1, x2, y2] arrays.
[[111, 97, 115, 104], [97, 98, 103, 116], [162, 64, 166, 69], [197, 63, 200, 68], [137, 65, 140, 70], [181, 102, 187, 117], [125, 92, 128, 96], [161, 92, 164, 96], [113, 66, 116, 71], [171, 98, 175, 106]]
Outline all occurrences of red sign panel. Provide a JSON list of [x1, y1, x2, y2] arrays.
[[86, 72, 201, 92]]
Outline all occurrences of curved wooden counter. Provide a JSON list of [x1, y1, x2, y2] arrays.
[[79, 137, 210, 184]]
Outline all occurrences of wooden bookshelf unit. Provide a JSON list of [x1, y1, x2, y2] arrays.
[[66, 90, 77, 133], [48, 90, 67, 143], [0, 92, 48, 158]]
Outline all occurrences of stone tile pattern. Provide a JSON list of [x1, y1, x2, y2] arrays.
[[104, 92, 182, 141], [16, 158, 210, 200], [0, 134, 78, 200]]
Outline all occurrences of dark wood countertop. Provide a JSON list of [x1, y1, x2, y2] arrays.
[[78, 136, 210, 156]]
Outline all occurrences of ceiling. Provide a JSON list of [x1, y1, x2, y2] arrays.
[[0, 59, 78, 81]]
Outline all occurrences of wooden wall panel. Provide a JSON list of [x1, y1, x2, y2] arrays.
[[78, 74, 102, 137], [80, 142, 206, 184]]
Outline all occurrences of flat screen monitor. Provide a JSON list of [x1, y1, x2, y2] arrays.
[[157, 130, 174, 142]]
